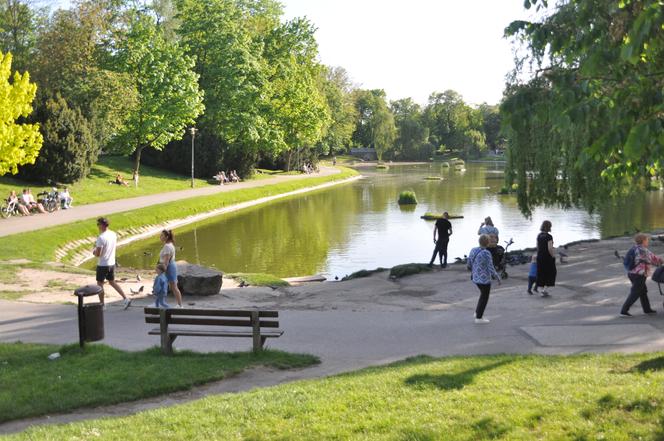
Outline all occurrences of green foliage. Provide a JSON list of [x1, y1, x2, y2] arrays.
[[389, 263, 432, 279], [341, 267, 388, 281], [316, 66, 357, 155], [228, 273, 290, 288], [397, 190, 417, 205], [391, 98, 431, 161], [351, 89, 397, 159], [19, 94, 98, 183], [109, 12, 204, 175], [0, 51, 42, 176], [503, 0, 664, 215], [0, 0, 46, 72], [0, 342, 318, 422]]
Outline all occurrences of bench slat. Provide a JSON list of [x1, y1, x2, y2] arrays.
[[144, 307, 278, 318], [144, 317, 280, 328], [148, 328, 284, 338]]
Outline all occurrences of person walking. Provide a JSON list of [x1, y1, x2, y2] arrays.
[[159, 229, 183, 307], [527, 255, 538, 295], [152, 263, 170, 309], [93, 217, 131, 309], [428, 212, 452, 268], [467, 234, 501, 324], [536, 220, 557, 297], [620, 233, 662, 317]]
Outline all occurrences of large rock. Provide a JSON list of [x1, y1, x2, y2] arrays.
[[176, 262, 223, 296]]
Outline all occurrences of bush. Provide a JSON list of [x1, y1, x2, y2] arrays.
[[341, 268, 388, 281], [397, 190, 417, 205], [19, 94, 99, 183], [389, 263, 432, 279]]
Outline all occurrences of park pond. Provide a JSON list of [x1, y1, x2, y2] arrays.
[[114, 163, 664, 279]]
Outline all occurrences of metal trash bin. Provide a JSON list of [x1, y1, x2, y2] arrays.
[[74, 285, 104, 348]]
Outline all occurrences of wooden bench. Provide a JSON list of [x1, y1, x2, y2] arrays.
[[144, 307, 283, 355]]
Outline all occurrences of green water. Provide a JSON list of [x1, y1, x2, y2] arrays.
[[114, 163, 664, 278]]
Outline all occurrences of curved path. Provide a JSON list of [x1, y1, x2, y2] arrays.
[[0, 167, 341, 238]]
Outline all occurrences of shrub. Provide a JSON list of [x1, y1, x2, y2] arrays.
[[398, 190, 417, 205], [19, 94, 99, 183], [389, 263, 432, 279], [376, 164, 389, 170], [341, 268, 388, 281]]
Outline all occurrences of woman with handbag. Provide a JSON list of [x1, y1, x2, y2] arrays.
[[620, 233, 662, 317]]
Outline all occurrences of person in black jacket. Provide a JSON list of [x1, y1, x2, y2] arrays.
[[428, 212, 453, 268]]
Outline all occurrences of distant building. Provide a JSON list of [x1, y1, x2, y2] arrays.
[[349, 147, 377, 161]]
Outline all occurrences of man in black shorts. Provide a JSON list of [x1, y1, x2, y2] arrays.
[[428, 212, 453, 268], [93, 217, 131, 309]]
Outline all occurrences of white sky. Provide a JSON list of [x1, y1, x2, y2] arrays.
[[52, 0, 535, 105]]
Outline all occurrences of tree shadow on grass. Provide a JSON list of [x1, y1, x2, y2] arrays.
[[630, 356, 664, 373], [404, 360, 512, 391]]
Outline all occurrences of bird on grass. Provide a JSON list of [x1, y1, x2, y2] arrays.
[[130, 286, 144, 295], [143, 251, 152, 256], [136, 274, 142, 282], [614, 250, 622, 260]]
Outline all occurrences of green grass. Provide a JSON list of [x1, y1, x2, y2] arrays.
[[229, 273, 290, 288], [397, 190, 418, 205], [375, 164, 390, 169], [0, 167, 359, 263], [10, 352, 664, 440], [0, 290, 28, 300], [44, 279, 80, 291], [423, 176, 443, 180], [0, 342, 319, 423], [0, 156, 211, 206], [389, 263, 432, 279]]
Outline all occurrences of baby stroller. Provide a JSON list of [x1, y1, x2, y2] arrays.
[[490, 238, 514, 280]]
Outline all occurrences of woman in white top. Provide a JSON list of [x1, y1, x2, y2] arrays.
[[160, 229, 183, 307], [478, 216, 499, 245]]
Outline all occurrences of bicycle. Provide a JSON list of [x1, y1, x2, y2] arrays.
[[0, 200, 20, 218]]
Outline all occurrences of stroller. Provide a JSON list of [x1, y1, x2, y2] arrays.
[[490, 238, 514, 280]]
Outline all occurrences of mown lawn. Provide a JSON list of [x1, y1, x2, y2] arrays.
[[0, 343, 318, 423], [0, 156, 212, 206], [8, 352, 664, 440], [0, 166, 358, 263]]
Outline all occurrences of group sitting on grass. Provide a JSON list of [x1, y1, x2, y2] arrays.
[[3, 187, 74, 217], [213, 170, 241, 185]]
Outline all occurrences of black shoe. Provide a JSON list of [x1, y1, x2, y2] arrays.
[[644, 310, 657, 315], [619, 311, 633, 318], [441, 263, 447, 269], [427, 263, 434, 268], [527, 290, 533, 295]]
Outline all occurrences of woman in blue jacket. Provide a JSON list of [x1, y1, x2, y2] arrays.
[[468, 234, 501, 323]]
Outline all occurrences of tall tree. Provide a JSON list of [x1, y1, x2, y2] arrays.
[[0, 0, 45, 72], [391, 98, 430, 160], [316, 66, 357, 155], [0, 51, 42, 176], [109, 12, 204, 176], [503, 0, 664, 215], [372, 107, 396, 161]]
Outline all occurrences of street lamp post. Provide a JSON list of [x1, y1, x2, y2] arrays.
[[190, 127, 197, 188]]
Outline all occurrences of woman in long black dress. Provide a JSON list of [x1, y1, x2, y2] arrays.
[[536, 220, 556, 297]]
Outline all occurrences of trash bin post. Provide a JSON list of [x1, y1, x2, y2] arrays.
[[73, 285, 104, 349]]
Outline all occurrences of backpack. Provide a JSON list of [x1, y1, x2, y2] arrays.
[[652, 266, 664, 295], [623, 246, 638, 272]]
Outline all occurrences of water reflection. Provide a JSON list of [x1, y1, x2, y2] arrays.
[[114, 164, 664, 278]]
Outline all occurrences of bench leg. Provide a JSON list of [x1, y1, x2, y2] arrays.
[[260, 336, 267, 349], [162, 334, 177, 355]]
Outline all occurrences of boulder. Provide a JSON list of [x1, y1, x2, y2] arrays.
[[176, 262, 223, 296]]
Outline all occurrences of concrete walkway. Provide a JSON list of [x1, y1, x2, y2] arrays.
[[2, 233, 664, 433], [0, 167, 340, 237]]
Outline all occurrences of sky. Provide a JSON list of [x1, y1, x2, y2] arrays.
[[51, 0, 536, 106]]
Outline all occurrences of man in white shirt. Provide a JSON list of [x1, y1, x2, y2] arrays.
[[93, 217, 131, 309]]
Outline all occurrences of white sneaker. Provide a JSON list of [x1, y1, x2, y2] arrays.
[[176, 304, 183, 308], [474, 318, 490, 324], [123, 298, 132, 310]]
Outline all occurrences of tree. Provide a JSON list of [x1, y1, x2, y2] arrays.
[[372, 107, 396, 161], [503, 0, 664, 215], [391, 98, 430, 160], [316, 66, 357, 155], [478, 103, 504, 151], [20, 94, 97, 183], [109, 12, 204, 176], [423, 90, 473, 153], [0, 0, 46, 72], [0, 51, 42, 176]]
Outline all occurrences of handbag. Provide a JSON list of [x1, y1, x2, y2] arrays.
[[652, 266, 664, 295]]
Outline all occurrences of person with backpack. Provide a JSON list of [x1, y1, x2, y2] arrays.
[[620, 233, 662, 317]]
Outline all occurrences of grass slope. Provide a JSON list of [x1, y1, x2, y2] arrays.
[[0, 167, 358, 263], [0, 156, 212, 206], [8, 352, 664, 440], [0, 342, 318, 423], [228, 273, 290, 288]]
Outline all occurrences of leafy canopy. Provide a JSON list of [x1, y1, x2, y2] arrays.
[[502, 0, 664, 215], [0, 51, 42, 175]]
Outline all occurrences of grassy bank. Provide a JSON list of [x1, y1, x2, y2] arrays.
[[8, 352, 664, 440], [0, 167, 358, 263], [228, 273, 290, 288], [0, 342, 318, 423]]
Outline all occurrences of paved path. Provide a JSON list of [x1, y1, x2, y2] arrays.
[[0, 168, 340, 237]]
